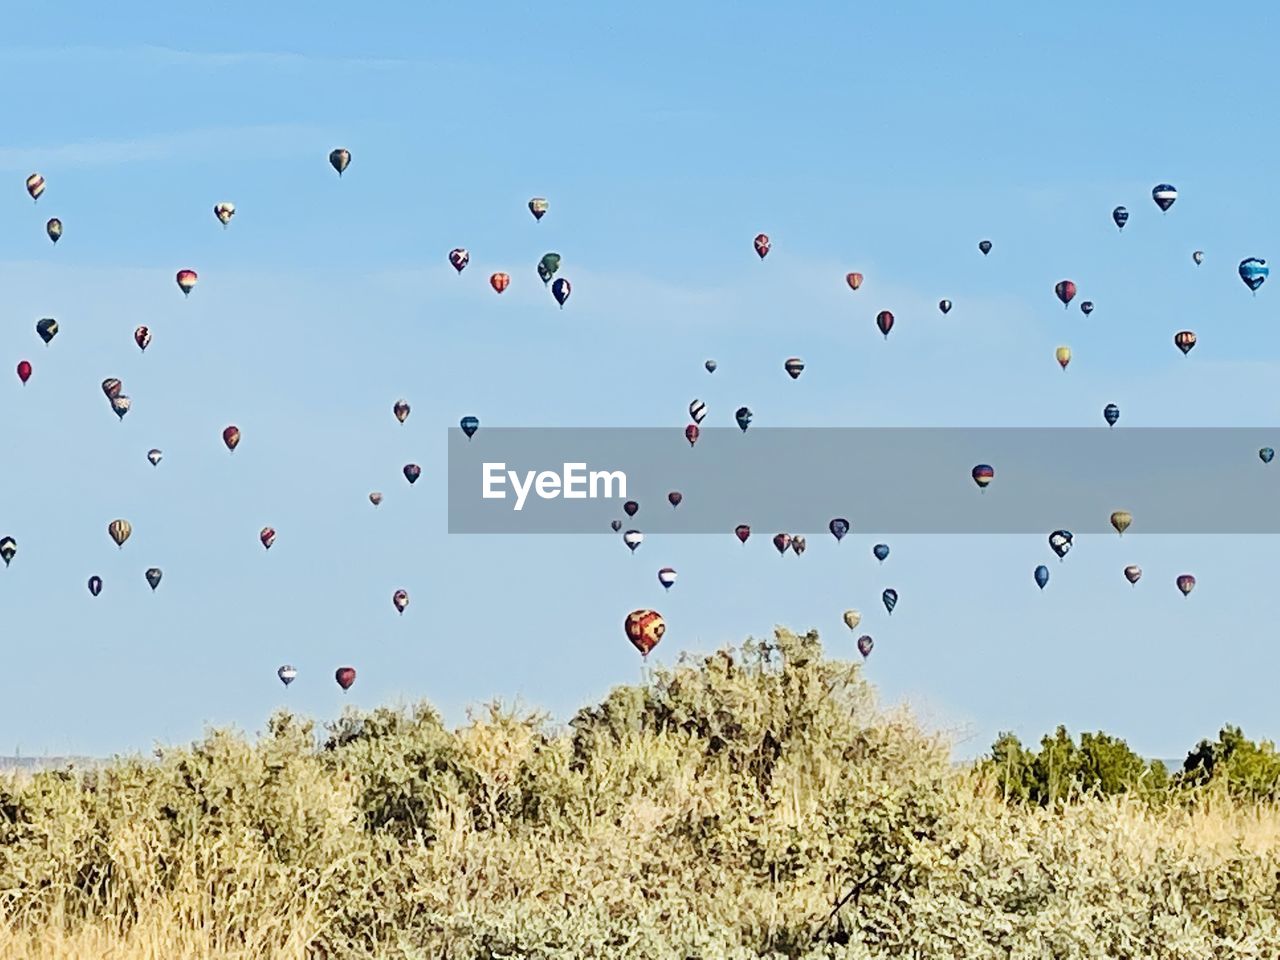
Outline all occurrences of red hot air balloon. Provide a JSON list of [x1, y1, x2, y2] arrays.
[[685, 423, 700, 447], [222, 425, 240, 451], [490, 272, 510, 294], [846, 272, 863, 291], [876, 311, 894, 338], [176, 269, 198, 297], [753, 234, 770, 259], [1054, 280, 1077, 308], [134, 326, 151, 352], [335, 666, 356, 691], [734, 524, 751, 544], [668, 491, 682, 508], [624, 609, 665, 658], [16, 360, 31, 384], [260, 527, 276, 550]]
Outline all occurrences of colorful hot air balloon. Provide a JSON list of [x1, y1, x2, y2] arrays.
[[938, 299, 952, 315], [1104, 403, 1120, 427], [1054, 280, 1076, 308], [735, 407, 752, 432], [176, 269, 197, 296], [551, 277, 571, 308], [1192, 250, 1204, 266], [876, 310, 894, 338], [88, 575, 103, 597], [685, 424, 700, 447], [145, 567, 163, 590], [102, 378, 122, 400], [1112, 206, 1128, 231], [624, 500, 639, 517], [490, 272, 510, 294], [1124, 565, 1142, 585], [329, 149, 351, 176], [393, 589, 409, 614], [1176, 574, 1196, 596], [734, 524, 751, 544], [882, 588, 898, 614], [393, 400, 410, 423], [147, 449, 162, 466], [1174, 331, 1197, 355], [753, 234, 770, 259], [16, 360, 31, 384], [624, 609, 665, 658], [1239, 258, 1268, 293], [689, 399, 707, 424], [46, 218, 62, 243], [843, 610, 861, 631], [460, 416, 479, 439], [772, 533, 791, 555], [528, 198, 548, 220], [277, 664, 297, 686], [25, 173, 44, 201], [36, 318, 57, 344], [222, 425, 240, 452], [784, 358, 805, 379], [1110, 510, 1132, 536], [873, 543, 890, 563], [449, 248, 469, 274], [1056, 346, 1072, 370], [1260, 447, 1274, 464], [369, 491, 382, 506], [1152, 183, 1177, 212], [1049, 529, 1073, 559], [108, 519, 132, 548], [704, 360, 717, 373], [791, 536, 806, 556], [134, 326, 151, 352], [829, 518, 849, 542], [260, 527, 276, 550], [0, 537, 15, 567], [403, 464, 421, 484], [856, 635, 874, 658], [978, 240, 992, 256], [971, 464, 994, 490], [1080, 301, 1094, 316], [214, 202, 235, 227], [658, 567, 677, 590], [668, 491, 682, 508], [622, 529, 644, 552], [1034, 565, 1049, 590], [110, 396, 131, 420], [846, 272, 863, 291], [335, 666, 356, 691]]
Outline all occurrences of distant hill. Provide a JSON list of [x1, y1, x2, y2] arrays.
[[0, 756, 101, 772]]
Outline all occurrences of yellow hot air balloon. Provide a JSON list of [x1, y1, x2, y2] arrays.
[[1055, 345, 1071, 370], [843, 610, 861, 631], [108, 519, 132, 548], [1110, 510, 1132, 536]]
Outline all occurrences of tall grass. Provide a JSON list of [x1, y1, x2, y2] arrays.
[[0, 628, 1276, 958]]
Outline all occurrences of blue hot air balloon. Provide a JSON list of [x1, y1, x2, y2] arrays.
[[735, 406, 752, 432], [1239, 258, 1269, 293], [1112, 206, 1128, 231], [1034, 565, 1049, 589], [882, 588, 898, 615], [1152, 183, 1177, 212], [829, 518, 849, 542], [873, 543, 890, 563], [1049, 529, 1073, 560], [1103, 403, 1120, 427], [460, 415, 479, 439], [1260, 447, 1274, 464]]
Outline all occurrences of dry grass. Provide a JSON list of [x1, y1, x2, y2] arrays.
[[0, 628, 1276, 959]]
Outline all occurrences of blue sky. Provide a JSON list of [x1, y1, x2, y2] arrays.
[[1, 2, 1278, 760]]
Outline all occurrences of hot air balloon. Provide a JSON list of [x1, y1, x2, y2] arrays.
[[753, 234, 770, 259], [1034, 565, 1049, 589], [147, 449, 162, 466], [843, 610, 861, 631], [1112, 206, 1128, 231], [668, 491, 682, 508], [1239, 258, 1268, 293], [393, 589, 409, 614], [403, 464, 421, 484], [46, 218, 61, 243], [108, 519, 132, 548], [971, 464, 994, 490], [846, 272, 863, 291], [490, 272, 510, 294], [735, 407, 752, 432], [260, 527, 276, 550], [222, 425, 240, 452], [1193, 250, 1204, 266], [1104, 404, 1120, 427], [176, 269, 197, 296], [369, 492, 383, 506], [26, 173, 44, 201], [829, 518, 849, 542], [704, 360, 717, 373], [856, 635, 874, 658], [938, 299, 952, 315], [460, 416, 479, 439], [876, 310, 894, 338], [624, 609, 665, 658], [1110, 510, 1132, 536], [873, 543, 890, 563], [1261, 447, 1274, 464], [610, 520, 622, 532], [36, 318, 57, 345], [16, 361, 31, 384], [1124, 565, 1142, 585], [784, 358, 805, 379], [1049, 529, 1073, 559], [791, 536, 806, 556], [1056, 346, 1072, 370], [393, 400, 410, 423], [102, 378, 122, 400], [214, 202, 235, 226], [1152, 183, 1177, 212], [1054, 280, 1076, 308], [277, 665, 297, 686], [145, 567, 163, 590], [772, 533, 791, 555], [978, 240, 992, 256], [882, 589, 898, 614], [685, 424, 700, 447], [1175, 331, 1197, 355], [658, 567, 677, 590], [0, 537, 15, 567], [689, 399, 707, 424], [537, 253, 561, 285], [528, 198, 548, 220], [1080, 301, 1094, 316], [329, 149, 351, 176], [88, 575, 102, 597], [111, 396, 131, 420], [734, 524, 751, 544], [134, 326, 151, 352], [551, 278, 571, 308], [623, 530, 643, 553], [335, 666, 356, 690], [1176, 574, 1196, 596], [624, 501, 639, 517], [449, 248, 469, 274]]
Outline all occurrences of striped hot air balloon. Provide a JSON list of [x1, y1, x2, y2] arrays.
[[108, 519, 132, 548], [876, 311, 894, 338], [260, 527, 276, 550], [0, 537, 16, 567], [784, 358, 805, 379], [1176, 574, 1196, 596], [1152, 183, 1177, 212], [689, 399, 707, 424], [846, 272, 863, 291], [25, 173, 44, 201], [1174, 331, 1197, 355], [176, 269, 198, 297], [971, 464, 994, 490]]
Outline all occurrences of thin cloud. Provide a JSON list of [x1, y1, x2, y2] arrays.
[[0, 43, 407, 71]]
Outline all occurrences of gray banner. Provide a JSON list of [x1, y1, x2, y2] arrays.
[[446, 428, 1279, 533]]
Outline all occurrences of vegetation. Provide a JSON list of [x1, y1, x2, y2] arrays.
[[0, 628, 1277, 958]]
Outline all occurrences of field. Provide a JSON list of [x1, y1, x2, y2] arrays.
[[1, 629, 1276, 959]]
